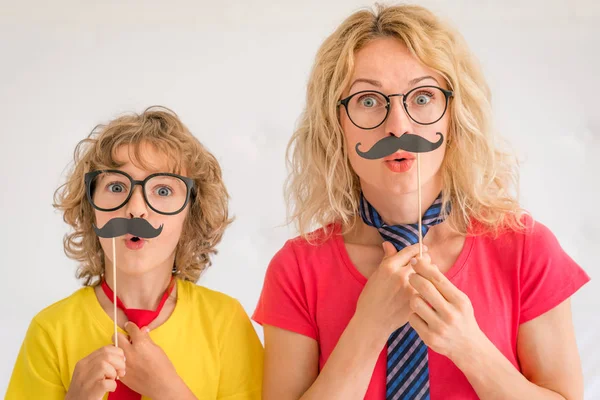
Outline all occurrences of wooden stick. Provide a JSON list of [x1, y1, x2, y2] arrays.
[[112, 236, 118, 348], [417, 153, 423, 257]]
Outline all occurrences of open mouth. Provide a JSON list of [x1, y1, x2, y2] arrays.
[[130, 237, 141, 242]]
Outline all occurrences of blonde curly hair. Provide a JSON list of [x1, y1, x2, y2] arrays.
[[53, 106, 233, 285], [286, 3, 527, 239]]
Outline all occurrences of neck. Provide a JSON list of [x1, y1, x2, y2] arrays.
[[361, 174, 442, 226], [103, 265, 174, 310]]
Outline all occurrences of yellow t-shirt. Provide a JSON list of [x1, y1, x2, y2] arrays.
[[5, 278, 263, 399]]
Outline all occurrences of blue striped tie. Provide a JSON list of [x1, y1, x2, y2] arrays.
[[359, 192, 448, 400]]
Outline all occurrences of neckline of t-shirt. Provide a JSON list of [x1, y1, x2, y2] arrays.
[[83, 277, 185, 338], [332, 222, 474, 286]]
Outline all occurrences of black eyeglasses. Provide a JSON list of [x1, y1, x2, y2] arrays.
[[84, 170, 196, 215], [338, 85, 454, 129]]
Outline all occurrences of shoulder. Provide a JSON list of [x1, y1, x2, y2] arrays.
[[470, 213, 556, 255], [31, 287, 95, 333], [177, 279, 250, 329], [271, 223, 342, 267], [178, 279, 241, 310]]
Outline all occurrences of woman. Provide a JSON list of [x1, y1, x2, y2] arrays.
[[6, 106, 263, 399], [253, 4, 589, 400]]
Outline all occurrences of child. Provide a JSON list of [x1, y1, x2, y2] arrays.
[[6, 106, 263, 399]]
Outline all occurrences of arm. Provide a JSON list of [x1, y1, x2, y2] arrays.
[[216, 301, 264, 400], [455, 299, 583, 400], [5, 319, 66, 400], [408, 254, 585, 400], [263, 317, 386, 400], [261, 242, 422, 400]]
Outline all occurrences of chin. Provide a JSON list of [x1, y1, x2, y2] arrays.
[[116, 256, 155, 276], [379, 174, 419, 195]]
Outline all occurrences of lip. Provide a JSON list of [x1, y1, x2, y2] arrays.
[[383, 151, 415, 162], [384, 158, 415, 173], [123, 234, 146, 250]]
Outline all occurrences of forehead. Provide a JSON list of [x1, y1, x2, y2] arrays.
[[351, 37, 443, 91], [112, 143, 182, 176]]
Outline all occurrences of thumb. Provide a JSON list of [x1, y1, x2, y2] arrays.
[[124, 321, 146, 344], [382, 241, 397, 258]]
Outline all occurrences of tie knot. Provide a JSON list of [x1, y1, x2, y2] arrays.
[[359, 193, 448, 251]]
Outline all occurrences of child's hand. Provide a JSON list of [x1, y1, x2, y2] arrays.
[[113, 321, 188, 398], [65, 345, 126, 400]]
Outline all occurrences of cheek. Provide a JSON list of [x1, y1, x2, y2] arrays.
[[343, 124, 385, 177], [94, 210, 119, 253], [157, 214, 187, 247]]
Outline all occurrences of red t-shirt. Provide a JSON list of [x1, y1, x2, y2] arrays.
[[252, 217, 590, 399]]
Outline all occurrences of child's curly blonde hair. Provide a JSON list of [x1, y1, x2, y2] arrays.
[[53, 106, 233, 286]]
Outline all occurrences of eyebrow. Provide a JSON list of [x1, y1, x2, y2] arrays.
[[348, 78, 383, 92], [408, 75, 440, 87], [348, 75, 440, 93]]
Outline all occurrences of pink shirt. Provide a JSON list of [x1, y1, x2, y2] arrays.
[[252, 217, 590, 399]]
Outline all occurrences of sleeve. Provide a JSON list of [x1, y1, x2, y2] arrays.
[[252, 241, 318, 340], [4, 317, 66, 400], [519, 220, 591, 324], [217, 300, 264, 400]]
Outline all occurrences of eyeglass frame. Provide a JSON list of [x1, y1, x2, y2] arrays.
[[84, 169, 197, 216], [337, 85, 454, 130]]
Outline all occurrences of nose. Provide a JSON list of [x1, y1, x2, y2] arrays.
[[383, 96, 413, 138], [125, 185, 148, 219]]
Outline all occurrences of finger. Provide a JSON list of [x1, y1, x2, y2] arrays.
[[89, 346, 125, 372], [382, 241, 397, 258], [108, 350, 127, 377], [409, 252, 431, 266], [408, 312, 429, 339], [114, 332, 132, 351], [409, 294, 441, 328], [104, 378, 118, 393], [124, 321, 146, 344], [408, 272, 449, 315], [94, 344, 125, 358], [411, 260, 462, 304], [98, 360, 118, 380], [92, 378, 117, 397], [384, 243, 427, 269]]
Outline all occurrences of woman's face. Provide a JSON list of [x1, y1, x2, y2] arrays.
[[93, 143, 190, 277], [341, 37, 450, 196]]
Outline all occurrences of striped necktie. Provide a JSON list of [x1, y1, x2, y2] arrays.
[[359, 192, 447, 400]]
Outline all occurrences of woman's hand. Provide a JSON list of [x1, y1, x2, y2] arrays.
[[407, 254, 486, 362], [354, 242, 425, 341], [114, 322, 194, 399], [65, 345, 126, 400]]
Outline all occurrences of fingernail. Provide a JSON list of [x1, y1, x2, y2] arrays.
[[124, 321, 130, 327], [145, 327, 150, 333], [410, 258, 417, 265]]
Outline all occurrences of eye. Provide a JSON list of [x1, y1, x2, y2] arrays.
[[357, 94, 381, 108], [412, 91, 434, 106], [155, 186, 173, 196], [107, 182, 127, 193]]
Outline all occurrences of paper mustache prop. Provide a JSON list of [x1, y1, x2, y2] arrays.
[[93, 217, 163, 238], [356, 132, 445, 255], [355, 132, 444, 159]]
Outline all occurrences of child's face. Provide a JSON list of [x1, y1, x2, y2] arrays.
[[94, 143, 189, 277]]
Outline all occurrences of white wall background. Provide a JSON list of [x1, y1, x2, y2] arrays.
[[1, 0, 598, 397]]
